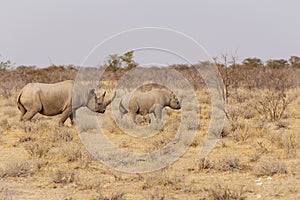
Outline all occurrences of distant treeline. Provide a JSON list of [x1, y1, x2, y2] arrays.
[[0, 57, 299, 98]]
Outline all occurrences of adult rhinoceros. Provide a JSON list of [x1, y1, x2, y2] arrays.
[[119, 88, 181, 123], [17, 80, 115, 126]]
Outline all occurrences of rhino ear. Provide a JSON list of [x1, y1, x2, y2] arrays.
[[170, 92, 175, 99], [89, 89, 95, 95]]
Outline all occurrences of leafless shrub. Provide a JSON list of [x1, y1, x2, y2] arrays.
[[198, 158, 215, 171], [232, 126, 251, 143], [0, 160, 36, 178], [74, 175, 102, 190], [47, 127, 74, 143], [60, 142, 91, 162], [253, 157, 287, 176], [52, 169, 74, 185], [142, 173, 182, 191], [254, 89, 294, 122], [217, 154, 241, 171], [23, 140, 51, 158], [97, 190, 125, 200], [249, 152, 261, 162], [256, 140, 271, 154], [274, 132, 298, 157], [223, 103, 248, 136], [203, 184, 246, 200], [213, 53, 238, 98]]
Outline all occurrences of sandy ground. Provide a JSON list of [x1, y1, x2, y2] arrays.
[[0, 89, 299, 200]]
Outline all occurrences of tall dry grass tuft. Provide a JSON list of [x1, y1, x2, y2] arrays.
[[253, 157, 288, 176], [0, 159, 42, 178], [52, 169, 75, 185], [203, 184, 246, 200]]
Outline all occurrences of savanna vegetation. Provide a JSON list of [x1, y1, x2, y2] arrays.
[[0, 53, 299, 199]]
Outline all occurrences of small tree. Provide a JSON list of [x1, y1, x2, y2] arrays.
[[289, 56, 300, 68], [0, 55, 11, 70], [104, 50, 137, 71], [266, 59, 289, 69], [242, 57, 263, 68], [213, 53, 238, 98], [253, 68, 296, 121]]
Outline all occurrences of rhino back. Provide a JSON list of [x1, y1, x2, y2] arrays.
[[130, 89, 168, 113], [21, 80, 74, 116]]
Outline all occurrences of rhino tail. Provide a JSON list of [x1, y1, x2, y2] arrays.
[[17, 90, 26, 114], [119, 99, 128, 118]]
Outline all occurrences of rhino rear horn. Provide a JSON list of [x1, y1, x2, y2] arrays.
[[101, 91, 106, 101]]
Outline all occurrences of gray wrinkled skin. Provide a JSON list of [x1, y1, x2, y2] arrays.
[[119, 88, 181, 123], [17, 80, 115, 126]]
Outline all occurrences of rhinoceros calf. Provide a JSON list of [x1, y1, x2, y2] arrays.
[[119, 88, 181, 123], [17, 80, 115, 126]]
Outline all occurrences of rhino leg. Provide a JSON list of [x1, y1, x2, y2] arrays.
[[19, 108, 27, 121], [152, 105, 163, 123], [59, 107, 72, 126], [69, 110, 76, 125], [22, 109, 39, 122], [129, 111, 137, 123]]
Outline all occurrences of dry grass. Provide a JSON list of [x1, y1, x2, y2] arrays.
[[203, 184, 247, 200], [253, 157, 288, 176], [52, 169, 75, 185], [0, 68, 299, 199], [0, 159, 41, 178]]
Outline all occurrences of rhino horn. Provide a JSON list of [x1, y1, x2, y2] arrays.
[[104, 91, 116, 107]]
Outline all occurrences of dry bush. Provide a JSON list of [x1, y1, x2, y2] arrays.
[[46, 127, 75, 143], [198, 158, 215, 171], [0, 160, 39, 178], [216, 154, 241, 171], [60, 142, 91, 162], [203, 184, 246, 200], [97, 190, 125, 200], [74, 174, 102, 190], [142, 173, 183, 191], [253, 157, 287, 176], [198, 155, 243, 172], [223, 103, 249, 137], [23, 140, 52, 158], [254, 89, 294, 122], [273, 132, 298, 158], [231, 125, 251, 143], [52, 169, 74, 185]]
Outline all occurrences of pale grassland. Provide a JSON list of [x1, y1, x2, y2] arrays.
[[0, 88, 299, 200]]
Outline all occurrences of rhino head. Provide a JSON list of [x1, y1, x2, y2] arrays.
[[87, 89, 116, 113], [169, 92, 181, 110]]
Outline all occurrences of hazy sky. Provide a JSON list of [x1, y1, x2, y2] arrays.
[[1, 0, 300, 67]]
